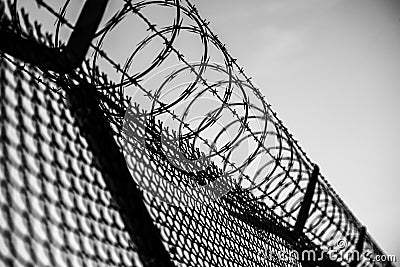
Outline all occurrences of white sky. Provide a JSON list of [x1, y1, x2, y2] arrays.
[[191, 0, 400, 256]]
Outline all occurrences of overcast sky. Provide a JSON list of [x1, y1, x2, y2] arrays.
[[191, 0, 400, 256]]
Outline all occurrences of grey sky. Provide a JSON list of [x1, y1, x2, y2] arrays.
[[191, 0, 400, 256]]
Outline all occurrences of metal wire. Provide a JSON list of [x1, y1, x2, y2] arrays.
[[0, 0, 394, 267]]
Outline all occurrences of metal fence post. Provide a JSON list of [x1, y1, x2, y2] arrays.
[[66, 83, 176, 267], [294, 165, 319, 234], [0, 0, 108, 72]]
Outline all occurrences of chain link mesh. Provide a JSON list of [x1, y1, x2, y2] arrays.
[[0, 0, 395, 267]]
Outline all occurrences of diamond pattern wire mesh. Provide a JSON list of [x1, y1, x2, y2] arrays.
[[0, 55, 141, 267], [0, 0, 395, 267], [0, 48, 300, 267]]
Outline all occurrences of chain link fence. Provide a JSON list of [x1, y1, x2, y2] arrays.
[[0, 1, 395, 267]]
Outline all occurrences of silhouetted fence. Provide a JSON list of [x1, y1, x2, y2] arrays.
[[0, 1, 394, 266]]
